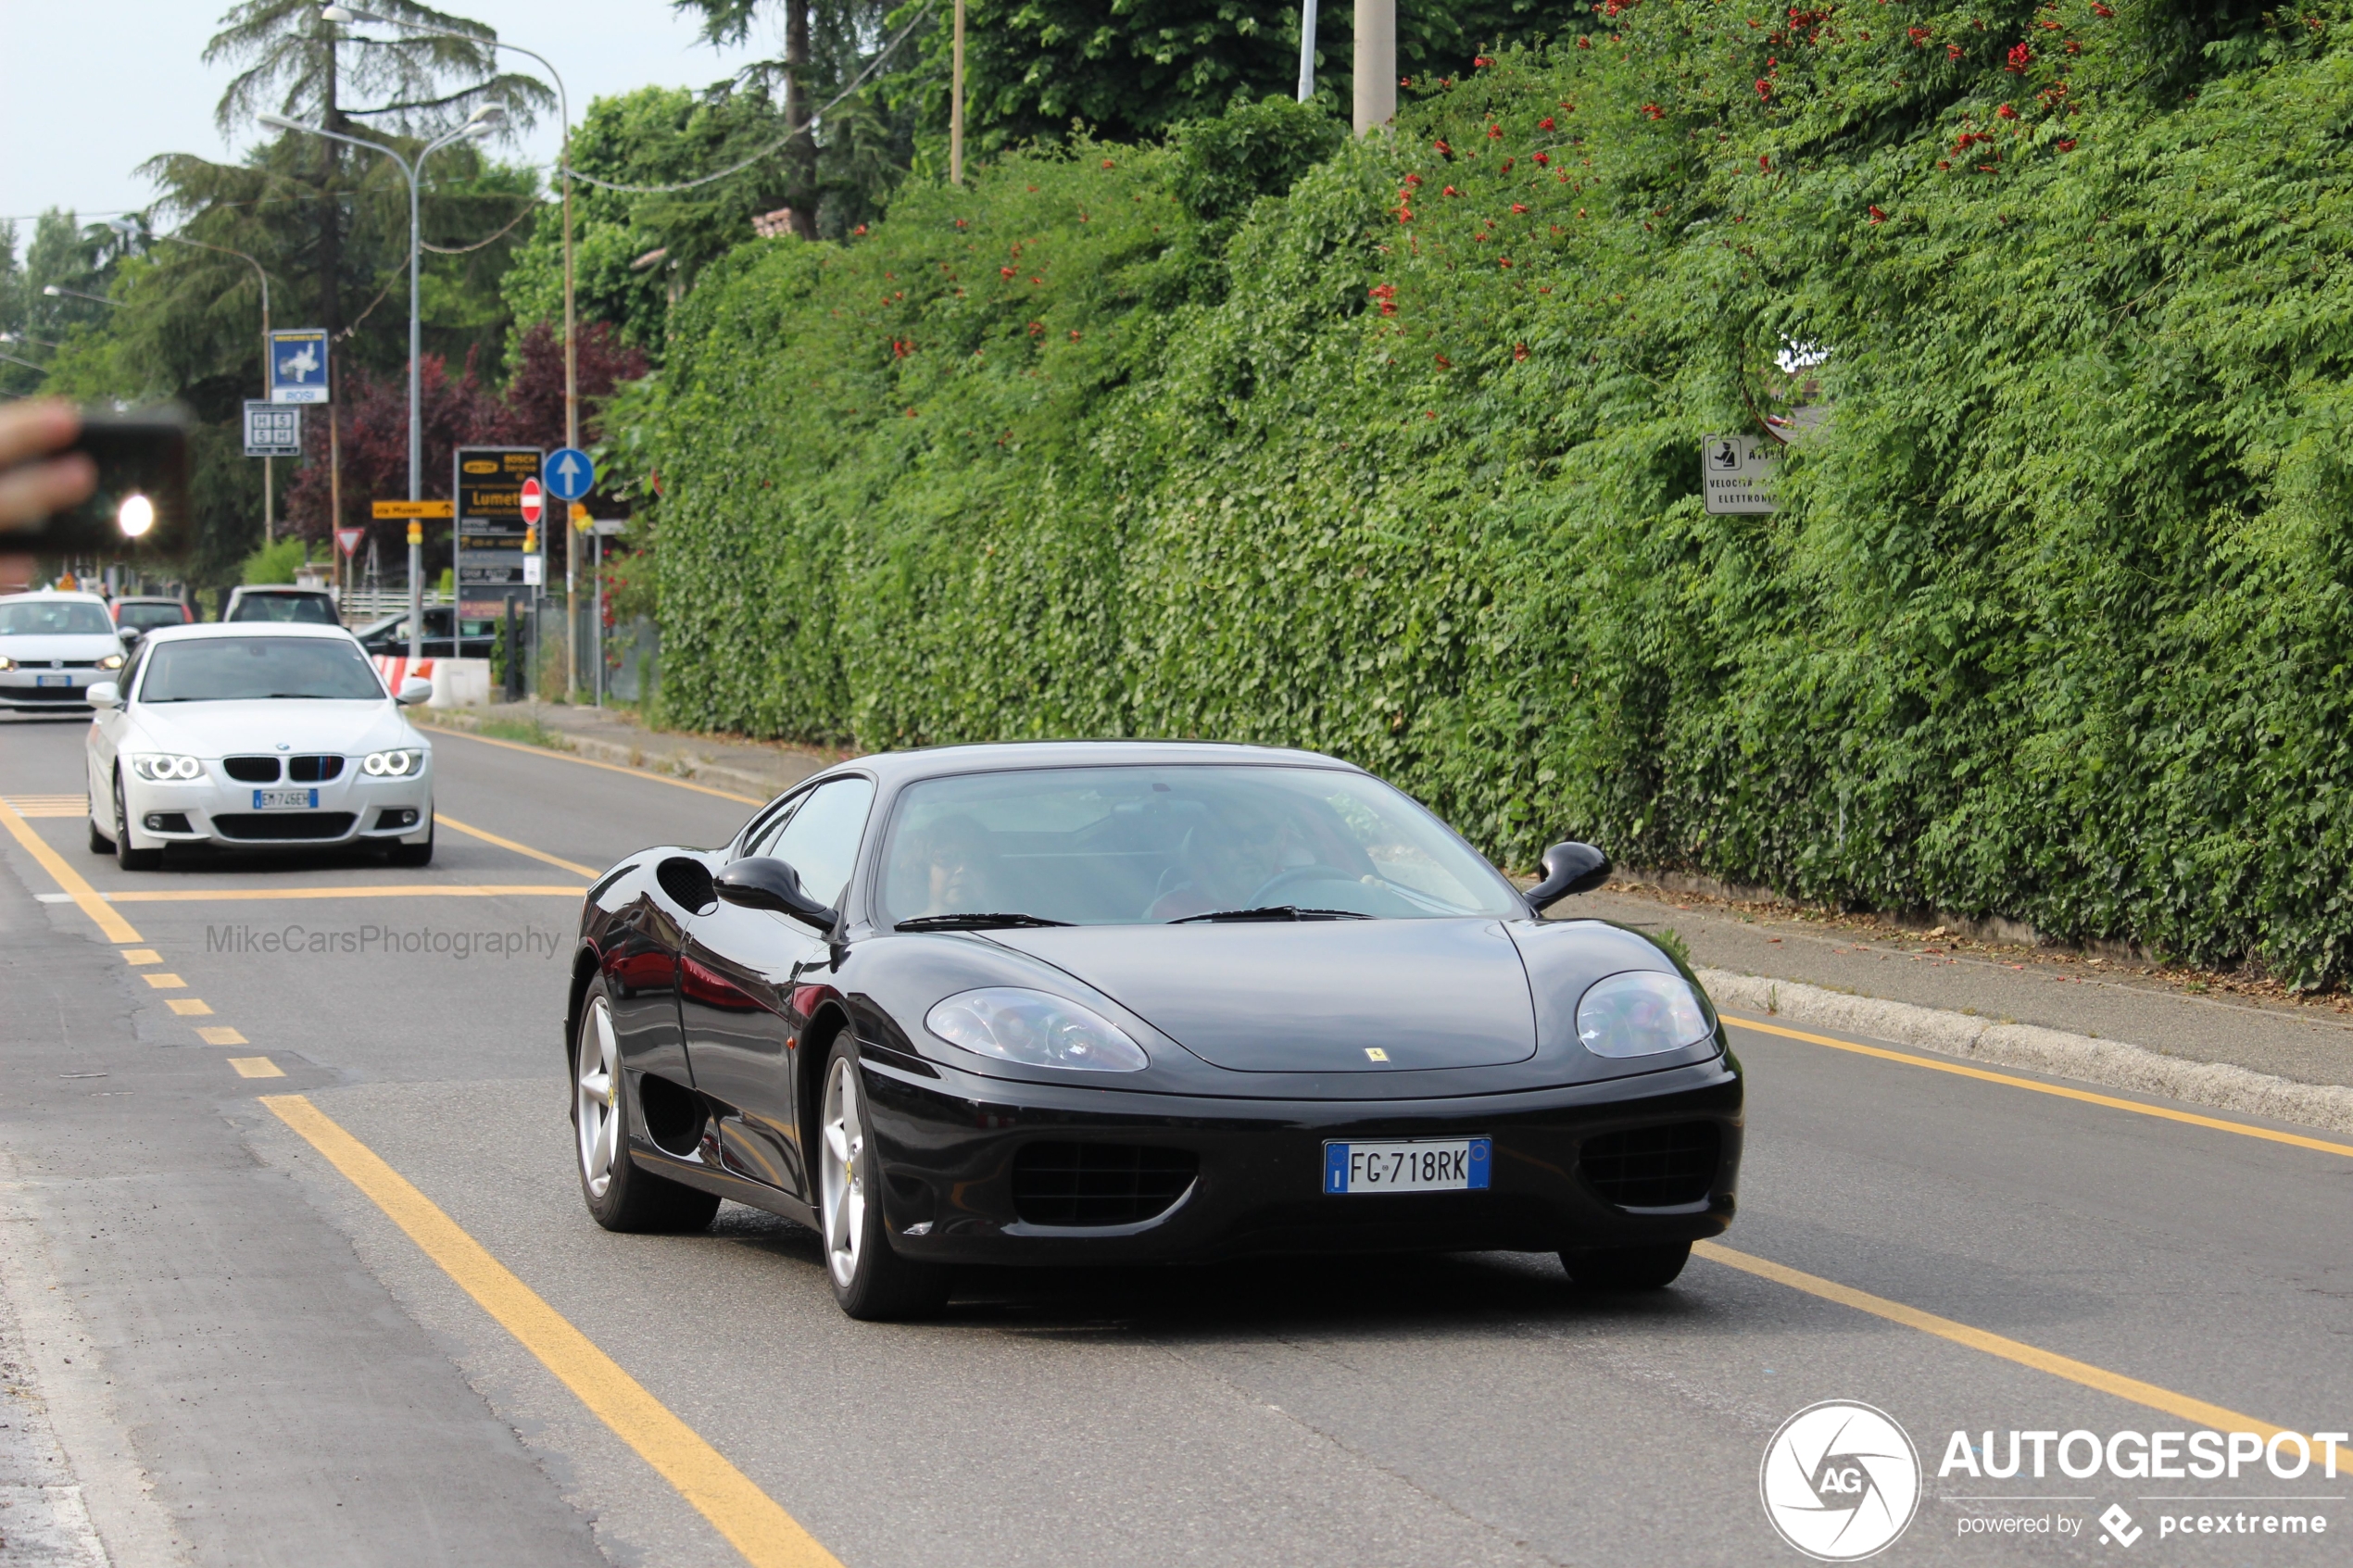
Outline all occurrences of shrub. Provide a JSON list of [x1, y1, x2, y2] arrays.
[[646, 6, 2353, 986]]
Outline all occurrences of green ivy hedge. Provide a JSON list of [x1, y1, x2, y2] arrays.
[[645, 0, 2353, 985]]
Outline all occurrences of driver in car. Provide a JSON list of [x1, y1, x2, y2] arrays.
[[904, 814, 1000, 919], [1144, 800, 1323, 921]]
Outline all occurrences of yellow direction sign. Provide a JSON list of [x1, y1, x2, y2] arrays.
[[371, 499, 454, 520]]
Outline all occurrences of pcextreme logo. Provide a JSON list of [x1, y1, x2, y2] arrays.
[[1761, 1400, 1924, 1562]]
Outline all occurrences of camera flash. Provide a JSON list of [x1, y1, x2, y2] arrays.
[[117, 494, 155, 538]]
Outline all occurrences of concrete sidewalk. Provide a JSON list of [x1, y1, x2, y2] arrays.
[[413, 700, 837, 801], [1581, 881, 2353, 1094]]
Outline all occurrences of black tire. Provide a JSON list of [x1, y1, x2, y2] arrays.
[[87, 808, 113, 855], [573, 978, 719, 1234], [387, 816, 434, 868], [1562, 1241, 1692, 1290], [112, 773, 159, 871], [818, 1035, 951, 1321]]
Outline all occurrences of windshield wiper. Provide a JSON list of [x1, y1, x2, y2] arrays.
[[894, 912, 1075, 932], [1169, 905, 1371, 923]]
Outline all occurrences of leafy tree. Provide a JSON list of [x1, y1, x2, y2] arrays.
[[674, 0, 913, 238], [500, 85, 797, 358], [881, 0, 1598, 153], [205, 1, 550, 347]]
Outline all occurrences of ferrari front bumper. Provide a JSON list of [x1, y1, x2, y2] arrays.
[[857, 1051, 1743, 1267]]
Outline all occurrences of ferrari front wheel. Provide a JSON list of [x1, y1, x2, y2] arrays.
[[818, 1037, 950, 1321], [573, 980, 718, 1234]]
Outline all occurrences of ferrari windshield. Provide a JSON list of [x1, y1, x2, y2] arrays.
[[877, 765, 1525, 926], [139, 637, 384, 702], [0, 600, 114, 636]]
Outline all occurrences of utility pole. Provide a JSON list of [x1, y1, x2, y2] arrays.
[[1353, 0, 1395, 135], [1298, 0, 1317, 102], [950, 0, 965, 184]]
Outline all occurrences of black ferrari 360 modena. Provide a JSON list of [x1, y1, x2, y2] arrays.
[[567, 741, 1743, 1319]]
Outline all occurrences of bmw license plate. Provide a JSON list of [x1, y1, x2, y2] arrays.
[[1324, 1137, 1491, 1195], [33, 674, 72, 687], [254, 788, 318, 810]]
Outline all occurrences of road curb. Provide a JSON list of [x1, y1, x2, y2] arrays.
[[1699, 968, 2353, 1137]]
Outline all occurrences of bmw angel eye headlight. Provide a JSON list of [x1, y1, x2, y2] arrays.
[[362, 748, 423, 776], [130, 754, 204, 783], [1575, 971, 1717, 1059], [925, 988, 1150, 1073]]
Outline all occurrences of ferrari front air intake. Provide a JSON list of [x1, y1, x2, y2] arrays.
[[1579, 1123, 1721, 1208], [1011, 1142, 1198, 1227]]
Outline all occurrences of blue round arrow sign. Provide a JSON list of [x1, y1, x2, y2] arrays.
[[544, 445, 597, 501]]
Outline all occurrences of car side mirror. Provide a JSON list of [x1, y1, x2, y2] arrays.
[[85, 681, 120, 709], [396, 677, 432, 706], [1527, 840, 1612, 912], [715, 856, 838, 931]]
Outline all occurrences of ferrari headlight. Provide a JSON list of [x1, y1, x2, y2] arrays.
[[98, 653, 124, 671], [1575, 971, 1716, 1059], [925, 988, 1150, 1073], [361, 748, 424, 776], [129, 754, 205, 783]]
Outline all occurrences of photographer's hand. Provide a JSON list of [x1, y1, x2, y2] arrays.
[[0, 399, 96, 527]]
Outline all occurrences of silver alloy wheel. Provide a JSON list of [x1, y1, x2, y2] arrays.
[[576, 997, 622, 1198], [821, 1054, 864, 1287]]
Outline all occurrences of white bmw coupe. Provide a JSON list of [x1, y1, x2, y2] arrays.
[[84, 622, 436, 870]]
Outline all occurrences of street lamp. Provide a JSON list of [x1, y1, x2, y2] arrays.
[[321, 4, 578, 690], [42, 283, 119, 307], [260, 104, 502, 661]]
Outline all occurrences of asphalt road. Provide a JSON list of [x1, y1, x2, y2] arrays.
[[2, 713, 2348, 1567]]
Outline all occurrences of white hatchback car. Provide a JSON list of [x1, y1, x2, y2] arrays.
[[84, 622, 436, 870], [0, 591, 129, 712]]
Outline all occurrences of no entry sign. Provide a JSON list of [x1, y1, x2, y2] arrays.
[[519, 477, 545, 527]]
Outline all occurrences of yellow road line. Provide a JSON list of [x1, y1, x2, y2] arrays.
[[142, 972, 184, 989], [429, 724, 766, 806], [0, 799, 142, 942], [228, 1057, 283, 1079], [262, 1095, 839, 1568], [437, 814, 601, 879], [1721, 1013, 2353, 1161], [196, 1026, 247, 1046], [120, 947, 160, 964], [167, 998, 212, 1016], [98, 884, 587, 903], [1694, 1242, 2287, 1437]]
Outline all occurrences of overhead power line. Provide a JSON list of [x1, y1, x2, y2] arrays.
[[558, 2, 935, 195]]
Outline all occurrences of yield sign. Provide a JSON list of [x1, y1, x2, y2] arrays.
[[519, 477, 545, 527], [335, 527, 365, 558]]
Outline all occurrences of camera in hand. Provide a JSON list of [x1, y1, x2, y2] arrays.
[[4, 407, 193, 558]]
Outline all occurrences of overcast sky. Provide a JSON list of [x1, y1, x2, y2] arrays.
[[0, 2, 777, 228]]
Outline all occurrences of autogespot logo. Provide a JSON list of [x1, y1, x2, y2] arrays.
[[1761, 1400, 1924, 1562]]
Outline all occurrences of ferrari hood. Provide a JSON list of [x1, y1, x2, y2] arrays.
[[985, 919, 1537, 1073], [126, 699, 416, 758]]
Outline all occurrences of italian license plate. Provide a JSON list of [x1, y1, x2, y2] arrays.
[[33, 674, 71, 687], [254, 788, 318, 810], [1323, 1137, 1491, 1195]]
